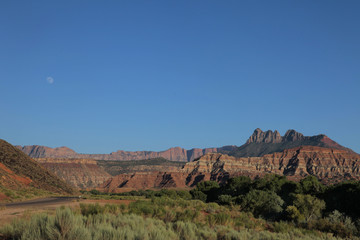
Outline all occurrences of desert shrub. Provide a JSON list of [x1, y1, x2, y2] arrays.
[[2, 208, 91, 240], [0, 218, 29, 240], [176, 190, 192, 200], [214, 213, 231, 225], [273, 221, 294, 233], [233, 212, 258, 230], [205, 202, 220, 214], [128, 200, 156, 216], [20, 214, 53, 240], [103, 204, 120, 215], [218, 194, 233, 205], [80, 203, 104, 216], [163, 210, 176, 223], [171, 221, 216, 240], [175, 209, 199, 222], [92, 224, 121, 240], [47, 208, 90, 240]]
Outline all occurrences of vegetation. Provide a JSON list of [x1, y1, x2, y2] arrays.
[[3, 174, 360, 239], [0, 185, 56, 202], [190, 174, 360, 238], [1, 201, 343, 240], [97, 158, 185, 176]]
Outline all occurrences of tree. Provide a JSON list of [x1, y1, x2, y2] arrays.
[[288, 194, 325, 222], [193, 180, 220, 202], [300, 176, 325, 195], [252, 174, 287, 193], [223, 176, 252, 196], [190, 190, 207, 202], [239, 190, 284, 219], [195, 181, 220, 193]]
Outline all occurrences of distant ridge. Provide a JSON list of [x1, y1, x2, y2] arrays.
[[16, 145, 237, 162], [226, 128, 356, 158], [16, 128, 356, 162]]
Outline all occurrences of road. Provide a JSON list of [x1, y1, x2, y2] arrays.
[[2, 197, 78, 208]]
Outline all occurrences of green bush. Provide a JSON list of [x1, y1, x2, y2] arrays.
[[239, 190, 284, 219]]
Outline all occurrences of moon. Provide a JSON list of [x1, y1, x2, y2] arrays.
[[46, 77, 54, 84]]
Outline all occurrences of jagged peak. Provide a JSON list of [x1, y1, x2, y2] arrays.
[[247, 128, 282, 143], [283, 129, 304, 142]]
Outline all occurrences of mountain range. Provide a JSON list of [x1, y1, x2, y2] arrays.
[[16, 129, 355, 162], [7, 128, 360, 191]]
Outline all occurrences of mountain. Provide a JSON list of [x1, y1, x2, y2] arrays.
[[0, 139, 74, 199], [16, 129, 354, 162], [101, 146, 360, 192], [17, 145, 237, 162], [226, 128, 356, 158]]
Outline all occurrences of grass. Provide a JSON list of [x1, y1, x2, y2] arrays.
[[0, 206, 345, 240], [0, 185, 61, 203], [0, 194, 355, 240]]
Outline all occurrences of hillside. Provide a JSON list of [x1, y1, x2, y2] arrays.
[[101, 146, 360, 192], [0, 139, 74, 200]]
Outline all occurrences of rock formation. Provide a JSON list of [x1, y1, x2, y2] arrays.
[[17, 129, 354, 162], [36, 158, 111, 189], [101, 146, 360, 192], [17, 145, 237, 162], [229, 128, 354, 158]]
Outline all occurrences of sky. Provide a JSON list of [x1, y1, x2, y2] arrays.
[[1, 1, 359, 154]]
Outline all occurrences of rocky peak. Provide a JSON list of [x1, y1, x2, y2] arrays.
[[246, 128, 282, 143], [283, 129, 304, 142], [246, 128, 307, 144]]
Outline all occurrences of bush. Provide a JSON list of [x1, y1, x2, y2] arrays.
[[218, 195, 233, 205], [290, 194, 326, 222], [239, 190, 284, 219], [80, 203, 104, 216]]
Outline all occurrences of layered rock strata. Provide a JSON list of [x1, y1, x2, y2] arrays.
[[18, 146, 236, 162], [101, 146, 360, 192], [35, 158, 111, 189], [17, 129, 354, 162]]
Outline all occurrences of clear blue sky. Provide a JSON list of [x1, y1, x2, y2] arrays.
[[1, 1, 359, 154]]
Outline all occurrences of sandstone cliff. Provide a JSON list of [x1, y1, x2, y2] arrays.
[[17, 129, 354, 162], [101, 146, 360, 192], [36, 158, 111, 189], [17, 145, 237, 162]]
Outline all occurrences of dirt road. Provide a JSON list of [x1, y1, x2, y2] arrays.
[[2, 197, 78, 208]]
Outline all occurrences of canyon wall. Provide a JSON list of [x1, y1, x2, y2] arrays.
[[101, 146, 360, 192]]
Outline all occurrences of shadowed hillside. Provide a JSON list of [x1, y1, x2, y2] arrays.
[[0, 139, 74, 199]]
